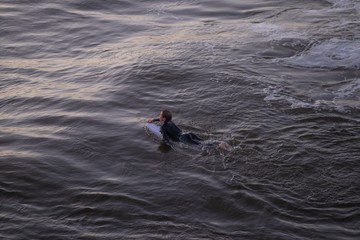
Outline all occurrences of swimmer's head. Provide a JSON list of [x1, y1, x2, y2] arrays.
[[160, 109, 172, 123]]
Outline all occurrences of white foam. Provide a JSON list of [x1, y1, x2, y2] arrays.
[[251, 22, 307, 40], [336, 78, 360, 99], [328, 0, 360, 12], [331, 79, 360, 110], [251, 23, 281, 37], [285, 39, 360, 69]]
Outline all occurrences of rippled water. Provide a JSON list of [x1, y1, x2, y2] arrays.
[[1, 0, 359, 239]]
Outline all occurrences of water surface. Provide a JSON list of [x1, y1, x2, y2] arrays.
[[1, 0, 359, 239]]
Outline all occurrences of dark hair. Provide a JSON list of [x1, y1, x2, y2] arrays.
[[162, 109, 172, 122]]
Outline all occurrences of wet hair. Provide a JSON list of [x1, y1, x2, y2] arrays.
[[162, 109, 172, 122]]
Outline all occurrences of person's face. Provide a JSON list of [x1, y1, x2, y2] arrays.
[[159, 111, 165, 122]]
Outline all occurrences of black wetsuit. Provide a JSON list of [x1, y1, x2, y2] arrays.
[[153, 119, 203, 145]]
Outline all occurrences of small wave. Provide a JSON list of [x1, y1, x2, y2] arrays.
[[264, 86, 314, 109], [284, 39, 360, 69], [264, 79, 360, 112]]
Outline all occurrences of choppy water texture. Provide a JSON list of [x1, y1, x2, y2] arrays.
[[1, 0, 359, 239]]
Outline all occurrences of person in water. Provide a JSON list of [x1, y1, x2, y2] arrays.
[[147, 110, 231, 151], [147, 110, 203, 145]]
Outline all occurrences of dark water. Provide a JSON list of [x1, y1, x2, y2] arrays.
[[1, 0, 360, 239]]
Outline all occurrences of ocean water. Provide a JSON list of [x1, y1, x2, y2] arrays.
[[1, 0, 359, 239]]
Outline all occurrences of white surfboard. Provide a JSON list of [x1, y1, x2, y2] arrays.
[[144, 123, 162, 139], [144, 122, 232, 152]]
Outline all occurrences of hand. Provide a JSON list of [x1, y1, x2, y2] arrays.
[[146, 118, 154, 123]]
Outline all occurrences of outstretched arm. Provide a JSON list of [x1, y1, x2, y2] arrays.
[[146, 118, 160, 123]]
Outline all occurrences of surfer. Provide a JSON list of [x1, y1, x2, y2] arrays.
[[147, 110, 232, 151]]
